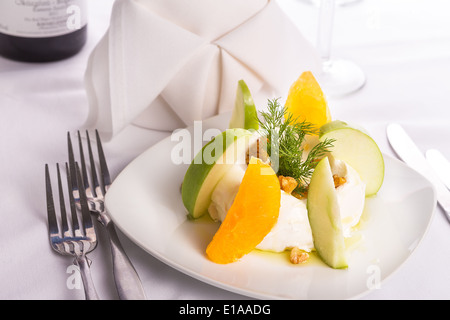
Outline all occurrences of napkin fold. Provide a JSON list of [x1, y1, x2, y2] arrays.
[[84, 0, 320, 139]]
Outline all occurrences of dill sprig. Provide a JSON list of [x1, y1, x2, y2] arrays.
[[258, 98, 334, 194]]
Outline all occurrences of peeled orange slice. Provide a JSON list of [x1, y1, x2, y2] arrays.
[[285, 71, 331, 130], [206, 158, 281, 264]]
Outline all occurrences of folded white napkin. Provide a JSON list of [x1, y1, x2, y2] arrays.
[[84, 0, 320, 139]]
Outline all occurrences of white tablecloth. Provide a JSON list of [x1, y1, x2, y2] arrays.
[[1, 0, 450, 300]]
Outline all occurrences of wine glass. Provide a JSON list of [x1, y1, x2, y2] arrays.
[[315, 0, 365, 96]]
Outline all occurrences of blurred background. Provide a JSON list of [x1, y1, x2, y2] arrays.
[[1, 0, 450, 300]]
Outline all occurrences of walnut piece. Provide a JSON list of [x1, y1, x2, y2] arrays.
[[278, 175, 298, 194], [333, 174, 347, 188], [289, 247, 309, 264]]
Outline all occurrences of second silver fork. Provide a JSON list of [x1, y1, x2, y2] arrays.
[[68, 130, 146, 300]]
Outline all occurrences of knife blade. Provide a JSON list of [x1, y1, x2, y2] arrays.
[[426, 149, 450, 191], [386, 123, 450, 217]]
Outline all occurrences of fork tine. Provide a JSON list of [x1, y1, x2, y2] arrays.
[[95, 129, 112, 192], [78, 130, 96, 197], [65, 162, 80, 238], [75, 161, 95, 234], [67, 132, 77, 195], [85, 130, 102, 198], [45, 164, 59, 238], [68, 131, 85, 208], [57, 163, 70, 238]]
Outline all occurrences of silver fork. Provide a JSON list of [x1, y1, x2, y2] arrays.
[[46, 162, 100, 300], [68, 130, 146, 300]]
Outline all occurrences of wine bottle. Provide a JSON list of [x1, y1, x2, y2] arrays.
[[0, 0, 88, 63]]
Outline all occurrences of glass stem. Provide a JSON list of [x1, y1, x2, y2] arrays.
[[317, 0, 336, 68]]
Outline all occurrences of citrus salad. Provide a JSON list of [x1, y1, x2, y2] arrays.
[[181, 72, 384, 269]]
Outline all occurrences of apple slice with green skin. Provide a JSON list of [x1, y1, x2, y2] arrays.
[[228, 80, 259, 130], [319, 120, 384, 196], [182, 128, 253, 219], [307, 156, 348, 269]]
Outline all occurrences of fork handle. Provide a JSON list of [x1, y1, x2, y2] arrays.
[[105, 221, 147, 300], [74, 255, 100, 300]]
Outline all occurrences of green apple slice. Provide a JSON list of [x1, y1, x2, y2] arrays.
[[319, 120, 384, 196], [182, 128, 253, 219], [307, 156, 348, 269], [228, 80, 259, 130]]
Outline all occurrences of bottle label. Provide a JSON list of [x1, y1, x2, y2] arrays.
[[0, 0, 88, 38]]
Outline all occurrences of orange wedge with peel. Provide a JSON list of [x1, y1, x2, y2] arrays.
[[285, 71, 331, 131], [206, 158, 281, 264]]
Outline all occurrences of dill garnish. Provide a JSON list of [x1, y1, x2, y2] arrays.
[[258, 98, 334, 194]]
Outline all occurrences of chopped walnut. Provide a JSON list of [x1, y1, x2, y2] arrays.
[[278, 175, 298, 194], [290, 247, 309, 264], [333, 174, 347, 188]]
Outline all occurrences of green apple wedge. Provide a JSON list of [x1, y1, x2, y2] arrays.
[[319, 120, 384, 196], [228, 80, 260, 130], [182, 128, 253, 219], [307, 156, 348, 269]]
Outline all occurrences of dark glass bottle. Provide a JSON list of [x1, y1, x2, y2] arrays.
[[0, 0, 88, 63]]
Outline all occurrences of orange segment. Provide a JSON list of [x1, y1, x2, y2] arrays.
[[285, 71, 331, 130], [206, 158, 281, 264]]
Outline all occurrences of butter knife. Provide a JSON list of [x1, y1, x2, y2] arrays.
[[426, 149, 450, 190], [386, 123, 450, 218]]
